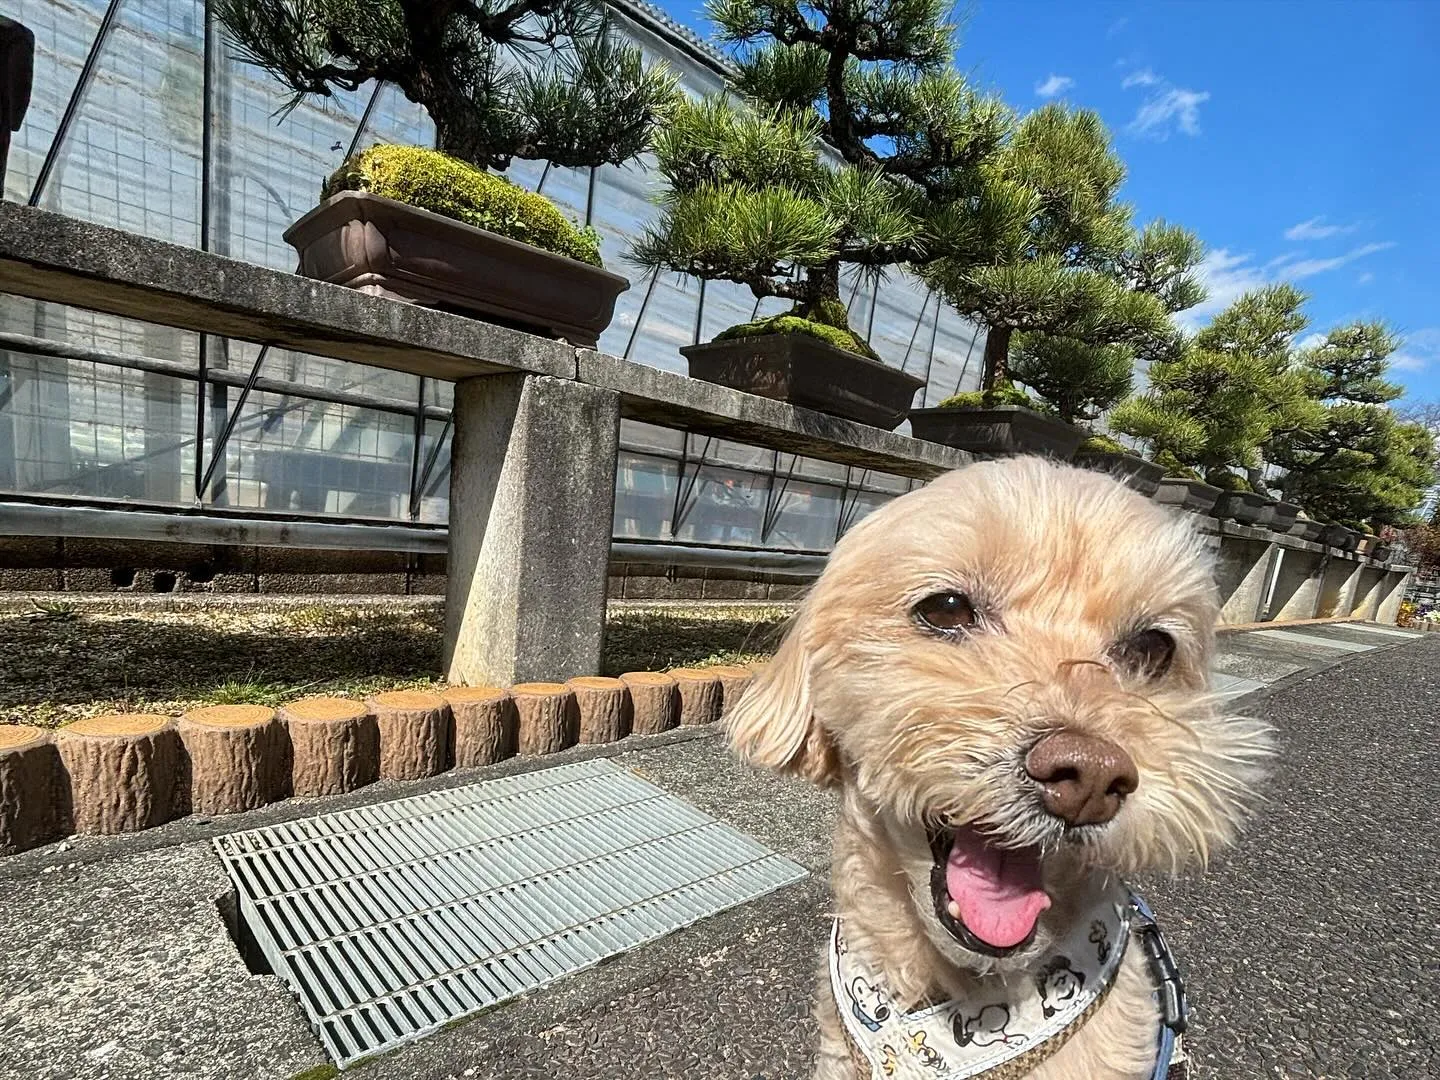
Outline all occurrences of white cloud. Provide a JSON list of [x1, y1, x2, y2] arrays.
[[1392, 328, 1440, 374], [1175, 248, 1268, 331], [1106, 17, 1129, 38], [1296, 333, 1327, 350], [1035, 74, 1075, 98], [1286, 241, 1396, 280], [1358, 271, 1375, 285], [1121, 70, 1209, 138], [1121, 68, 1160, 89], [1175, 243, 1396, 332], [1284, 216, 1357, 242]]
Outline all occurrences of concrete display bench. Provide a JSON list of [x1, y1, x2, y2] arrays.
[[0, 201, 1413, 687], [0, 203, 965, 688]]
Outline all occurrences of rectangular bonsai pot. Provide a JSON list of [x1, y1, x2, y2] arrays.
[[1267, 500, 1301, 532], [1322, 524, 1358, 551], [681, 334, 925, 430], [1071, 449, 1165, 496], [1287, 519, 1328, 543], [1213, 490, 1270, 525], [284, 191, 629, 348], [1154, 478, 1223, 515], [907, 406, 1083, 459]]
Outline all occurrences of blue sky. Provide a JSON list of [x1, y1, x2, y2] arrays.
[[654, 0, 1440, 403]]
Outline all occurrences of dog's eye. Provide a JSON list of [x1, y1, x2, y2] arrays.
[[913, 591, 978, 632], [1110, 629, 1176, 678]]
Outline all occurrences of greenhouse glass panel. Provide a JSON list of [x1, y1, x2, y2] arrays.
[[0, 355, 194, 503], [614, 452, 678, 539]]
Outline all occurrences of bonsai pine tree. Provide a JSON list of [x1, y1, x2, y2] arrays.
[[1007, 334, 1134, 428], [924, 107, 1205, 400], [1110, 286, 1321, 488], [215, 0, 678, 172], [1267, 322, 1437, 526], [1004, 222, 1207, 428], [1108, 337, 1275, 484], [629, 0, 1018, 356]]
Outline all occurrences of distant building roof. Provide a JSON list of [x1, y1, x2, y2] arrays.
[[610, 0, 737, 76]]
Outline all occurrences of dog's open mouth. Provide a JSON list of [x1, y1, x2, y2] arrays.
[[928, 825, 1051, 956]]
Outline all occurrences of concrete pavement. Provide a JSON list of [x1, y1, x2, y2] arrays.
[[0, 621, 1434, 1080]]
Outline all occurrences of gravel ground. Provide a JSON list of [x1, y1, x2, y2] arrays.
[[0, 599, 792, 727]]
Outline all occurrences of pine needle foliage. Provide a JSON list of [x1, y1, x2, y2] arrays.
[[1110, 286, 1320, 485], [629, 0, 1014, 352], [923, 107, 1205, 392], [214, 0, 679, 172], [1268, 323, 1436, 527]]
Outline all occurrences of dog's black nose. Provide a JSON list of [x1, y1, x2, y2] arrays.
[[1025, 731, 1139, 826]]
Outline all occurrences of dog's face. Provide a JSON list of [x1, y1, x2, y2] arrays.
[[728, 458, 1271, 970]]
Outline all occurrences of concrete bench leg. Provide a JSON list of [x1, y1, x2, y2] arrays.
[[445, 373, 620, 686]]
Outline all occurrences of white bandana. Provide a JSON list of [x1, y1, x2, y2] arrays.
[[830, 882, 1134, 1079]]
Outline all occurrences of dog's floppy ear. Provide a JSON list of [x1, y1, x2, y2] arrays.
[[725, 606, 840, 787]]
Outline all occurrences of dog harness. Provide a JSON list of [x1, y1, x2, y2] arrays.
[[830, 883, 1190, 1079]]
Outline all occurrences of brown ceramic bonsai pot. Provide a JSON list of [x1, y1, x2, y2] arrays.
[[284, 191, 629, 348], [1287, 519, 1328, 543], [681, 334, 925, 430], [1322, 524, 1358, 551], [1213, 490, 1270, 525], [1267, 500, 1301, 532], [1154, 478, 1223, 515], [907, 405, 1083, 459], [1071, 449, 1165, 496]]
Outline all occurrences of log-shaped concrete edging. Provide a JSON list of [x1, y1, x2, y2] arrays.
[[0, 663, 759, 856]]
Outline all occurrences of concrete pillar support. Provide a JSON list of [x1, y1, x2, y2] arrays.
[[444, 373, 620, 687]]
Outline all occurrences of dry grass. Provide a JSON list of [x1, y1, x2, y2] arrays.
[[0, 600, 792, 729]]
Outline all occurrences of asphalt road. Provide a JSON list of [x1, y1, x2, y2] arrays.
[[1, 626, 1435, 1080]]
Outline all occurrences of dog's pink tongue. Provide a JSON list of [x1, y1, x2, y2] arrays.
[[945, 827, 1051, 949]]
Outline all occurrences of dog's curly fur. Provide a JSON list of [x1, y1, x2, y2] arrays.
[[726, 458, 1273, 1079]]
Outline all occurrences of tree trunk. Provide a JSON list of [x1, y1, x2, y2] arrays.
[[366, 690, 451, 781], [280, 697, 378, 798], [56, 715, 180, 834], [0, 725, 59, 854], [444, 687, 517, 767], [511, 683, 577, 757], [668, 669, 724, 727], [620, 672, 679, 735], [981, 325, 1013, 390], [178, 705, 287, 816], [567, 677, 631, 744]]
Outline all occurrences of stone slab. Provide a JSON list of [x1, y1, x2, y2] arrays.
[[576, 349, 967, 480]]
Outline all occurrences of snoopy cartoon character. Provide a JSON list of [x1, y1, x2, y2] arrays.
[[1038, 957, 1087, 1019], [953, 1003, 1026, 1048], [847, 976, 892, 1032]]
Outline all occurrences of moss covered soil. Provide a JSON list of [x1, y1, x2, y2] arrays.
[[325, 144, 602, 266]]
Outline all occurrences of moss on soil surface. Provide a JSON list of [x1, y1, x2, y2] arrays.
[[1077, 433, 1128, 455], [325, 144, 603, 266], [714, 305, 879, 360], [934, 382, 1036, 410], [0, 601, 791, 729]]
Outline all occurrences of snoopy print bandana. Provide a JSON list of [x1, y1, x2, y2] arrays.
[[830, 883, 1133, 1079]]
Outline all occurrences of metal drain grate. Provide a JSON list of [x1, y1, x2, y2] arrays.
[[215, 758, 806, 1067]]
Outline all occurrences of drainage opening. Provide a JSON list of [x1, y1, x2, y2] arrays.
[[109, 567, 136, 588], [215, 758, 805, 1068], [216, 887, 273, 977], [152, 571, 177, 593]]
